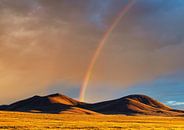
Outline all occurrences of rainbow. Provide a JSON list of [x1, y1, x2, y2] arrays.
[[79, 0, 136, 102]]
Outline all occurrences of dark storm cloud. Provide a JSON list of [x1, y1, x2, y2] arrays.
[[0, 0, 184, 103]]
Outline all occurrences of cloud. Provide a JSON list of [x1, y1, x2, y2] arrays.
[[166, 101, 184, 106], [0, 0, 184, 103]]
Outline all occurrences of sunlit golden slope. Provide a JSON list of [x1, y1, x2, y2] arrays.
[[0, 111, 184, 130]]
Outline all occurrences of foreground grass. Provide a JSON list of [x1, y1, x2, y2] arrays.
[[0, 111, 184, 130]]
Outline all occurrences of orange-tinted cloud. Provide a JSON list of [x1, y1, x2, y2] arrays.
[[0, 0, 184, 103]]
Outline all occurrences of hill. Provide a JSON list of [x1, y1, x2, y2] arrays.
[[82, 94, 184, 116], [0, 93, 97, 115], [0, 93, 184, 116]]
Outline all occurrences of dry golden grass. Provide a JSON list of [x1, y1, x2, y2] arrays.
[[0, 111, 184, 130]]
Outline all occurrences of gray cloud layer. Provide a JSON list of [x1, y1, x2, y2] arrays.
[[0, 0, 184, 103]]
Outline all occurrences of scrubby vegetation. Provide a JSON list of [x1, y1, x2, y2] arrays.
[[0, 111, 184, 130]]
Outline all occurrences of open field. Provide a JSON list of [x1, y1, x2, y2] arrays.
[[0, 111, 184, 130]]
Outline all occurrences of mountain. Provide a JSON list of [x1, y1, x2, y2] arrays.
[[81, 95, 184, 116], [0, 93, 97, 115], [0, 93, 184, 116]]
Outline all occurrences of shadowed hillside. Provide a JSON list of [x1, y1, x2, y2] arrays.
[[0, 93, 97, 115], [82, 95, 184, 116], [0, 93, 184, 116]]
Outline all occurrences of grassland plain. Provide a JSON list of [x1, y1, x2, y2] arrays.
[[0, 111, 184, 130]]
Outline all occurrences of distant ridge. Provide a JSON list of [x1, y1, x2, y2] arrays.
[[81, 94, 181, 116], [0, 93, 184, 116], [0, 93, 95, 114]]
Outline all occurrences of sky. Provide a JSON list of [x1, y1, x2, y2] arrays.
[[0, 0, 184, 109]]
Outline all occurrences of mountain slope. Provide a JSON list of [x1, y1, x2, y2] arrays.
[[0, 93, 184, 116], [81, 94, 184, 116], [0, 93, 97, 114]]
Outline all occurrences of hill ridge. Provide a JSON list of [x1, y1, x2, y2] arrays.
[[0, 93, 184, 116]]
